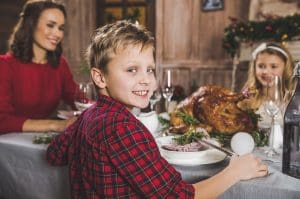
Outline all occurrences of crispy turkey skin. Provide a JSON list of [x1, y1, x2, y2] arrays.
[[170, 85, 256, 135]]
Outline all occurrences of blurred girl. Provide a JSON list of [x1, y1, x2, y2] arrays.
[[240, 42, 295, 127]]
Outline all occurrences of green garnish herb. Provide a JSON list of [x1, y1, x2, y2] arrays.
[[246, 109, 261, 126], [176, 111, 200, 125], [210, 129, 268, 147], [210, 132, 232, 147], [172, 130, 205, 145], [250, 129, 268, 147], [158, 116, 170, 131], [33, 133, 58, 144]]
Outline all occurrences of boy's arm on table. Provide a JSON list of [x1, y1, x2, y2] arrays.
[[193, 154, 268, 199]]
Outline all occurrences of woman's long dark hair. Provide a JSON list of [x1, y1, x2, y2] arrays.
[[8, 0, 66, 67]]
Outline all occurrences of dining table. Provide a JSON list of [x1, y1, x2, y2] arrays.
[[174, 148, 300, 199], [0, 132, 300, 199], [0, 133, 70, 199]]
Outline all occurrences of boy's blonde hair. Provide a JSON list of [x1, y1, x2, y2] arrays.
[[86, 20, 155, 73], [242, 42, 295, 109]]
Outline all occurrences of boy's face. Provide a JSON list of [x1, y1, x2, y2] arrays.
[[100, 44, 156, 110]]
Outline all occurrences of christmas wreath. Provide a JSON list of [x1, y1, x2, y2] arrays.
[[223, 14, 300, 58]]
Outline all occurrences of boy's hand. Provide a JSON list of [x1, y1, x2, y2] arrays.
[[229, 154, 268, 181]]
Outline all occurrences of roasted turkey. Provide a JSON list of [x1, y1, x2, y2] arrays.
[[170, 85, 256, 135]]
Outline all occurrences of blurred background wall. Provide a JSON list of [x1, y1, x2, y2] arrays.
[[1, 0, 299, 95]]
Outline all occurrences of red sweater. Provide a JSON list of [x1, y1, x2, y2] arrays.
[[0, 53, 77, 133]]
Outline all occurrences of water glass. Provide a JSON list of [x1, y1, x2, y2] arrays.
[[264, 75, 283, 156], [75, 82, 95, 112]]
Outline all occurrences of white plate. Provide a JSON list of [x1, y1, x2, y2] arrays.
[[156, 136, 226, 166], [74, 102, 94, 111], [57, 110, 81, 120]]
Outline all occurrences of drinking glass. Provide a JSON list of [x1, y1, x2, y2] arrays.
[[161, 69, 174, 112], [149, 89, 162, 111], [74, 82, 95, 112], [264, 75, 283, 157]]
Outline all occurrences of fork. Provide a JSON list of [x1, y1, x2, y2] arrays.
[[193, 138, 237, 157]]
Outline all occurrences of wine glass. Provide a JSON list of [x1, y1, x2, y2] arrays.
[[74, 82, 95, 112], [149, 89, 162, 111], [264, 75, 283, 157], [161, 69, 174, 112]]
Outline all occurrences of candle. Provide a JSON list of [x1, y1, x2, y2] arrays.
[[230, 132, 255, 155], [167, 70, 171, 87]]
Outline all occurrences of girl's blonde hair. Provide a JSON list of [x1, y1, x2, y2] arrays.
[[241, 42, 295, 110]]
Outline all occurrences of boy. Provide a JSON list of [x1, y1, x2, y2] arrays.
[[47, 21, 268, 199]]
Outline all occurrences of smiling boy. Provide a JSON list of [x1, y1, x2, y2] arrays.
[[47, 21, 268, 199]]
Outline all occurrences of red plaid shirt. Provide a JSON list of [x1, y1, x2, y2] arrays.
[[47, 95, 194, 199]]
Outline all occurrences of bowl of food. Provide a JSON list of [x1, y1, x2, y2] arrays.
[[156, 134, 226, 166]]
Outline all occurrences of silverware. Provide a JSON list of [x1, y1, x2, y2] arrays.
[[266, 172, 274, 177], [193, 138, 237, 157], [73, 111, 82, 116], [262, 159, 281, 164], [194, 138, 273, 178]]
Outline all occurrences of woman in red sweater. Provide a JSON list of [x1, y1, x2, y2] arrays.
[[0, 0, 78, 133]]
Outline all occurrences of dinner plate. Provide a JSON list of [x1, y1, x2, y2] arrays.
[[74, 101, 94, 111], [156, 136, 226, 166], [57, 110, 81, 120]]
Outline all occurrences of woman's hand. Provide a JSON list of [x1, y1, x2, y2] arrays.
[[50, 117, 77, 132], [22, 117, 78, 133]]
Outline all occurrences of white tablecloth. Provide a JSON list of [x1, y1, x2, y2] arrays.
[[174, 148, 300, 199], [1, 133, 300, 199], [0, 133, 70, 199]]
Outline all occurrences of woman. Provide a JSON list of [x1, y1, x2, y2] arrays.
[[0, 0, 77, 133], [239, 42, 295, 127]]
